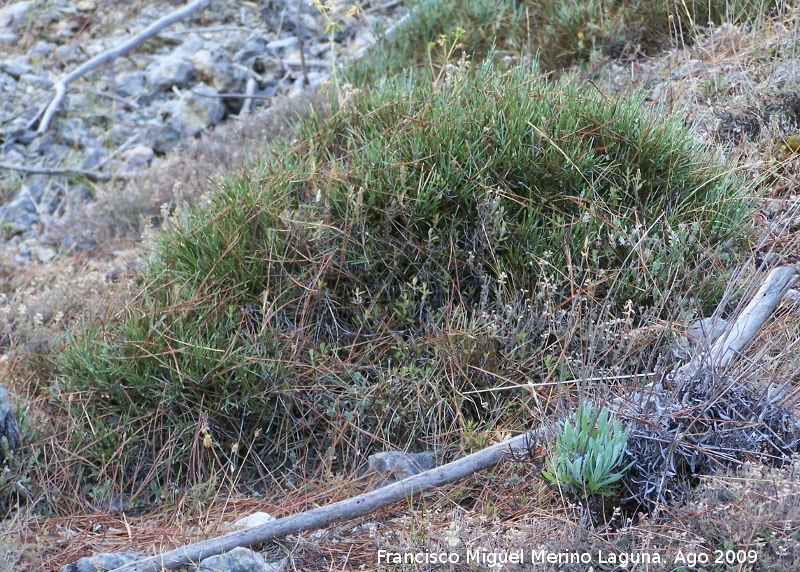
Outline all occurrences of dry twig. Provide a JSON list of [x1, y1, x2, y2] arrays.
[[31, 0, 211, 134]]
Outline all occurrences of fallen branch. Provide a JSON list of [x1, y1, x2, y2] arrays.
[[32, 0, 211, 134], [673, 265, 798, 383], [111, 427, 551, 572], [0, 161, 112, 182]]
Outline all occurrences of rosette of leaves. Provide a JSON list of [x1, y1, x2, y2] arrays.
[[543, 403, 633, 497]]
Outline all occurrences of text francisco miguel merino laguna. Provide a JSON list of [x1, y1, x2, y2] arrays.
[[378, 548, 664, 567]]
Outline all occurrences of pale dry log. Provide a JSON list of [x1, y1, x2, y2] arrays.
[[32, 0, 211, 134], [673, 265, 798, 383], [111, 428, 550, 572]]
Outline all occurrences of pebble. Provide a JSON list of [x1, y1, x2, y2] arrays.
[[145, 56, 197, 92]]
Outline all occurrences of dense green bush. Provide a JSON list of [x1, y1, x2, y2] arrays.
[[56, 61, 750, 496]]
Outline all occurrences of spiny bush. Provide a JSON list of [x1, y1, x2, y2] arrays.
[[55, 61, 750, 498]]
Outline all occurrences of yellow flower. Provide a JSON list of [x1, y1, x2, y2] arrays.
[[203, 433, 212, 448]]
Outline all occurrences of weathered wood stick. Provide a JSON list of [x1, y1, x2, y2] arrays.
[[673, 265, 798, 383], [111, 428, 550, 572], [33, 0, 211, 134]]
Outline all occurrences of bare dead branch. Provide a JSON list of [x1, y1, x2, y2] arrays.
[[33, 0, 212, 134], [110, 428, 551, 572], [0, 161, 113, 182], [673, 265, 798, 383]]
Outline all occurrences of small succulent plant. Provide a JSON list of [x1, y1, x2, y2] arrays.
[[543, 402, 633, 497]]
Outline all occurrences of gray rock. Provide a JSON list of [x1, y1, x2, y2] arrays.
[[0, 30, 17, 44], [191, 45, 246, 94], [233, 34, 267, 63], [58, 117, 87, 148], [122, 144, 154, 168], [54, 43, 76, 62], [110, 123, 133, 145], [191, 547, 279, 572], [145, 56, 196, 92], [0, 204, 39, 234], [59, 234, 97, 254], [12, 182, 46, 213], [172, 35, 206, 59], [359, 450, 436, 489], [81, 139, 108, 169], [144, 121, 185, 154], [60, 551, 142, 572], [114, 70, 146, 98], [266, 36, 298, 52], [27, 133, 55, 155], [15, 129, 37, 144], [36, 246, 56, 263], [27, 40, 53, 58], [0, 1, 32, 29], [0, 58, 32, 79], [0, 383, 19, 464], [165, 82, 226, 137], [18, 72, 54, 90], [225, 511, 276, 531]]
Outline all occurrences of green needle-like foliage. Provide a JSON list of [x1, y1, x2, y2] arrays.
[[56, 60, 750, 495]]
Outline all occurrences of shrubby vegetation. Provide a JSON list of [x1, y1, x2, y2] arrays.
[[55, 59, 749, 499]]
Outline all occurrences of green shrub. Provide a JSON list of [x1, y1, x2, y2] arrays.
[[56, 61, 750, 495], [543, 402, 632, 497]]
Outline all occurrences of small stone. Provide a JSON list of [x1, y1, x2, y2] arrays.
[[36, 247, 56, 263], [0, 204, 39, 234], [359, 450, 436, 489], [58, 117, 86, 148], [145, 56, 196, 92], [233, 34, 267, 63], [144, 122, 185, 154], [191, 547, 278, 572], [0, 58, 32, 79], [225, 511, 276, 531], [191, 46, 246, 93], [54, 43, 75, 62], [76, 0, 96, 10], [166, 83, 226, 137], [266, 36, 298, 52], [60, 551, 142, 572], [59, 234, 97, 254], [110, 124, 133, 146], [0, 1, 32, 29], [19, 73, 53, 90], [15, 130, 37, 144], [122, 144, 155, 168], [114, 70, 146, 98], [27, 133, 54, 155], [27, 40, 53, 58], [671, 59, 706, 79]]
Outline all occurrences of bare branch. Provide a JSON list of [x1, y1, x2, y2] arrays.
[[33, 0, 212, 134], [110, 428, 551, 572], [0, 161, 113, 182]]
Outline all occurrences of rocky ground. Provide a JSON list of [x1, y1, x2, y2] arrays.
[[0, 0, 399, 266]]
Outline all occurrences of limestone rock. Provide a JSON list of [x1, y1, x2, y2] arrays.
[[191, 547, 281, 572], [146, 56, 196, 92], [60, 551, 142, 572]]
